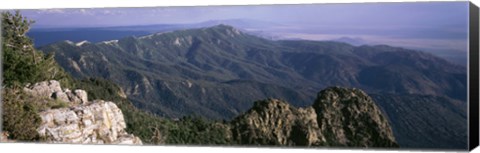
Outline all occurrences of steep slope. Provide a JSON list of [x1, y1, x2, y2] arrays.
[[312, 87, 397, 147], [353, 45, 467, 100], [230, 99, 322, 146], [39, 25, 466, 118], [38, 24, 468, 149], [371, 94, 467, 149], [230, 87, 398, 147], [39, 25, 317, 119]]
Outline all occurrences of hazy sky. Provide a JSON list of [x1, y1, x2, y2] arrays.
[[22, 2, 468, 28], [19, 2, 469, 53]]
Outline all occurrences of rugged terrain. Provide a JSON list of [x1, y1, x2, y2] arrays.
[[39, 25, 466, 117], [4, 80, 400, 148], [230, 87, 398, 147], [38, 25, 468, 149], [0, 12, 407, 149], [23, 80, 142, 145]]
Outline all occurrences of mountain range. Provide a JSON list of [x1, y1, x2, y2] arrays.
[[38, 24, 467, 149], [27, 19, 280, 47]]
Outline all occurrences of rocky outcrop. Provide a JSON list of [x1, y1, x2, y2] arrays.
[[230, 99, 324, 146], [313, 87, 397, 147], [24, 80, 88, 104], [23, 80, 142, 145], [230, 87, 398, 147]]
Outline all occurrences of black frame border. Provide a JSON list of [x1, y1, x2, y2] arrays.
[[469, 1, 479, 151]]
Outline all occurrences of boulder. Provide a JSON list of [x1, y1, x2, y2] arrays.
[[74, 90, 88, 104], [24, 80, 89, 104], [24, 80, 62, 98]]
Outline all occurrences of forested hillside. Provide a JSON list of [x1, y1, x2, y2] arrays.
[[2, 10, 468, 149]]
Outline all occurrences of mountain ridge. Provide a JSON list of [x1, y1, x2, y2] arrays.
[[3, 11, 444, 149], [39, 24, 467, 109], [39, 24, 467, 149]]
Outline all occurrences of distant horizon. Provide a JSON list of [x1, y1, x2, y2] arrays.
[[15, 1, 469, 61], [28, 18, 245, 29]]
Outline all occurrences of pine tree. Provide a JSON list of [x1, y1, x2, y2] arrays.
[[1, 11, 76, 140], [2, 10, 72, 87]]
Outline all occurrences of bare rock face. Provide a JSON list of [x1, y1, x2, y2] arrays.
[[52, 91, 70, 102], [313, 87, 398, 147], [73, 89, 88, 104], [24, 80, 89, 104], [24, 80, 62, 98], [37, 101, 142, 144], [24, 80, 142, 145], [230, 99, 324, 146], [230, 87, 398, 147]]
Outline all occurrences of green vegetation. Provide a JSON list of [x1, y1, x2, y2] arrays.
[[165, 116, 232, 144], [2, 10, 73, 88], [1, 10, 465, 149], [39, 19, 467, 126], [1, 10, 73, 141], [1, 11, 233, 144], [72, 78, 233, 145], [2, 85, 71, 141], [46, 99, 69, 109], [2, 87, 42, 140], [38, 24, 317, 120], [70, 78, 170, 144]]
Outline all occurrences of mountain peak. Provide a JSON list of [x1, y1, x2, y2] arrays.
[[212, 24, 235, 29], [313, 86, 398, 147], [207, 24, 243, 36], [75, 40, 90, 46], [230, 87, 398, 147]]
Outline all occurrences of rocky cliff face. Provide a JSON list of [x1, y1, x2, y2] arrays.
[[313, 87, 397, 147], [230, 87, 398, 147], [230, 99, 323, 146], [23, 80, 142, 145]]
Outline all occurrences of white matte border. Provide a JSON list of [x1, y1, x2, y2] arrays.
[[0, 0, 477, 9], [0, 0, 479, 153], [0, 143, 461, 153]]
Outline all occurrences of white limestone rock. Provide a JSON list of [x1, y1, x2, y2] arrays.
[[74, 90, 88, 104], [52, 91, 70, 102], [24, 80, 90, 104], [28, 80, 142, 145], [37, 101, 142, 145], [24, 80, 62, 98]]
